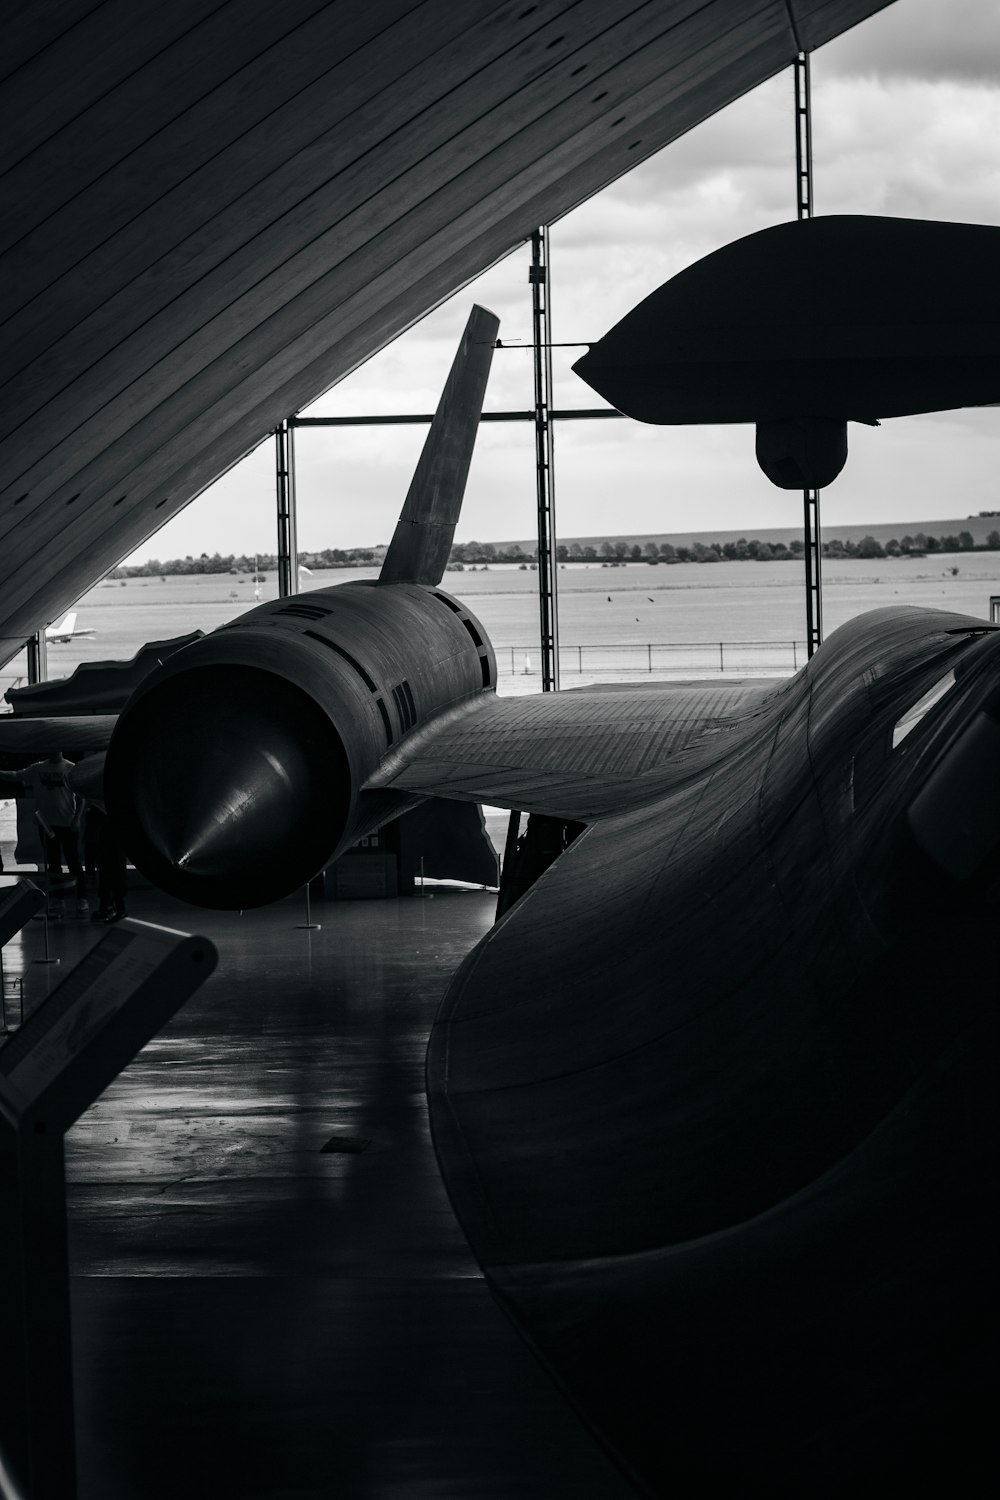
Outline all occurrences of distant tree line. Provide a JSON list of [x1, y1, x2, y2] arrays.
[[109, 546, 386, 578], [452, 531, 1000, 565], [111, 530, 1000, 579]]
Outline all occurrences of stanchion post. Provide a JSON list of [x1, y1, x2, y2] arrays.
[[297, 882, 321, 931]]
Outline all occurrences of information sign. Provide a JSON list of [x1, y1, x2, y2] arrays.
[[0, 919, 217, 1500]]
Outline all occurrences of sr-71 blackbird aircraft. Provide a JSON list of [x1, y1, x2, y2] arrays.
[[5, 221, 999, 1493]]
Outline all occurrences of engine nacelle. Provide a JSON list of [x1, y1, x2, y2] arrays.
[[105, 582, 495, 908]]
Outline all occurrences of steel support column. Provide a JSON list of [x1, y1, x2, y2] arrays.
[[275, 418, 299, 599], [530, 228, 559, 690], [803, 486, 823, 654], [795, 51, 823, 657], [794, 51, 815, 221], [26, 632, 47, 685]]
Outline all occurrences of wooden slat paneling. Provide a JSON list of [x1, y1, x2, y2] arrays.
[[0, 0, 468, 316], [0, 0, 237, 176], [0, 0, 615, 422], [0, 1, 786, 518], [0, 0, 105, 85]]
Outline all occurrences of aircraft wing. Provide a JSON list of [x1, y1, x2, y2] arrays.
[[366, 678, 781, 821], [426, 611, 1000, 1495], [0, 679, 779, 816], [0, 714, 118, 762]]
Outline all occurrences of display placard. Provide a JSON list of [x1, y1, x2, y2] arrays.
[[0, 917, 217, 1500], [0, 875, 44, 948]]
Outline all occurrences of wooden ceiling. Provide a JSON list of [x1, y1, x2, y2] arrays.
[[0, 0, 891, 662]]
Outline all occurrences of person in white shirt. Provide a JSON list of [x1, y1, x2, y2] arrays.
[[0, 751, 88, 914]]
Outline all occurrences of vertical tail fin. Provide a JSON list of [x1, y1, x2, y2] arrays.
[[46, 612, 74, 638], [378, 304, 499, 587]]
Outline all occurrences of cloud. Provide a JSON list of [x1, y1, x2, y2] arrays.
[[821, 0, 1000, 85], [811, 76, 1000, 222]]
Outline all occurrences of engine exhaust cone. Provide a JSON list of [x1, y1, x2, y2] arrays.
[[106, 665, 351, 908]]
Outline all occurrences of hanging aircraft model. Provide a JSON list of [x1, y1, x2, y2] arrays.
[[3, 216, 999, 1494], [575, 214, 1000, 490]]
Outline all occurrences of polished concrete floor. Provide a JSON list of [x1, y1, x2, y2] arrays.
[[2, 884, 635, 1499]]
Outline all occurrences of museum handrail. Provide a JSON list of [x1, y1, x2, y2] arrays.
[[496, 639, 804, 676]]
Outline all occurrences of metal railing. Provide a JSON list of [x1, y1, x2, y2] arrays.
[[497, 640, 804, 678], [0, 647, 802, 707]]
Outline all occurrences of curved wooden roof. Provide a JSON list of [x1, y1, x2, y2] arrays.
[[0, 0, 890, 662]]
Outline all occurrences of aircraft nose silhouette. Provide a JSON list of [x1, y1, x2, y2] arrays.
[[107, 664, 351, 907]]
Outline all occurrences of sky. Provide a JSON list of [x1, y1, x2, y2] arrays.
[[129, 0, 1000, 565]]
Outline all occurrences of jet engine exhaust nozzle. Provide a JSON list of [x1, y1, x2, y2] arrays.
[[106, 664, 352, 909]]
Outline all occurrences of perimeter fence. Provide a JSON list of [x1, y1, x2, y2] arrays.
[[496, 639, 805, 680], [0, 641, 805, 708]]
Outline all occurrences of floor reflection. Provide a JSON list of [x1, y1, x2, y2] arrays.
[[8, 885, 637, 1498]]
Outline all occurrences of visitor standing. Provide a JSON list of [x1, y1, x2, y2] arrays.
[[0, 750, 88, 914]]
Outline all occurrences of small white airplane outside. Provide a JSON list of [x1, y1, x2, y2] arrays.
[[45, 611, 96, 643]]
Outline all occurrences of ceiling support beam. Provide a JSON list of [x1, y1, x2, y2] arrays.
[[26, 632, 47, 686]]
